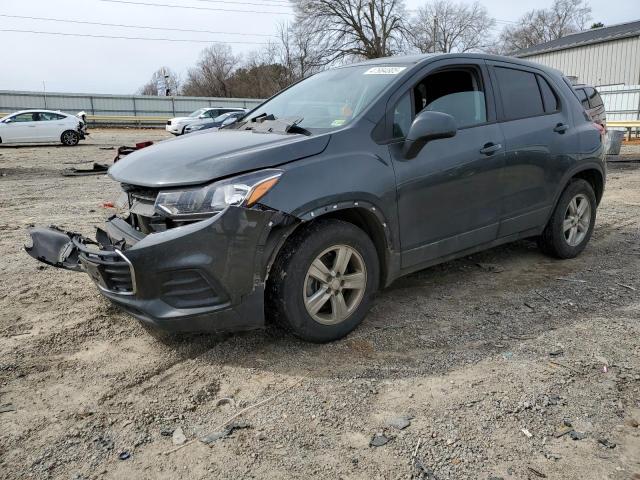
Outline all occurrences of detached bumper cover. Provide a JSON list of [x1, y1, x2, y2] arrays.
[[26, 207, 277, 332]]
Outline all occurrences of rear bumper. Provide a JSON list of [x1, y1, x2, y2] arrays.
[[26, 207, 278, 333]]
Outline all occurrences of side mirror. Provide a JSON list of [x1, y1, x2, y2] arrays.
[[402, 110, 457, 159], [3, 118, 13, 124]]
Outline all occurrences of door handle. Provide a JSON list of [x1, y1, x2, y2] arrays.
[[28, 125, 37, 128], [554, 123, 569, 134], [479, 142, 502, 155]]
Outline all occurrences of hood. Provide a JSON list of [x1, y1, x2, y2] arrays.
[[170, 117, 190, 124], [109, 129, 331, 188]]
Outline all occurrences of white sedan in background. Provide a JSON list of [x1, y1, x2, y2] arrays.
[[0, 110, 88, 146]]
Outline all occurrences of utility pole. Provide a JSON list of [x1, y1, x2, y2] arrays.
[[432, 17, 438, 53], [42, 80, 47, 109], [163, 67, 171, 96]]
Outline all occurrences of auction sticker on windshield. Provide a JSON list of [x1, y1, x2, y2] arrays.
[[364, 66, 406, 75]]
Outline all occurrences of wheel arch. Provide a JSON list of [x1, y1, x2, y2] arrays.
[[262, 202, 396, 289], [571, 168, 604, 205], [553, 163, 605, 210]]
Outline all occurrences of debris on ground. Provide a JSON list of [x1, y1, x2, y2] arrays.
[[118, 451, 131, 461], [569, 430, 587, 440], [597, 438, 616, 449], [0, 403, 16, 413], [199, 420, 251, 446], [369, 433, 391, 447], [387, 416, 411, 430], [171, 427, 187, 446], [527, 466, 547, 478], [62, 163, 109, 176], [113, 141, 154, 162]]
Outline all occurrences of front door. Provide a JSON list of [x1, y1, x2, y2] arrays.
[[1, 112, 39, 142], [388, 60, 505, 269]]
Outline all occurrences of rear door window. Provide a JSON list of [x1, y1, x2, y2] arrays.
[[536, 75, 559, 113], [575, 88, 590, 109], [494, 67, 544, 120], [40, 112, 66, 121], [584, 87, 603, 108]]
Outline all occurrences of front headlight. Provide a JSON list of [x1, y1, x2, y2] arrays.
[[154, 169, 282, 218]]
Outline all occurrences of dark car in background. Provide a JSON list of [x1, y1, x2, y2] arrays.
[[184, 110, 247, 134], [27, 53, 605, 343], [166, 107, 245, 135], [574, 84, 606, 129]]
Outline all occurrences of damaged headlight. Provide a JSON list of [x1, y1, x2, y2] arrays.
[[154, 169, 282, 218]]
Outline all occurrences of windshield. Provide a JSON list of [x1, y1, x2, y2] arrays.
[[247, 65, 408, 130], [189, 108, 207, 118]]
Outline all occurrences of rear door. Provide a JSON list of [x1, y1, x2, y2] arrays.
[[39, 112, 68, 140], [488, 62, 570, 236]]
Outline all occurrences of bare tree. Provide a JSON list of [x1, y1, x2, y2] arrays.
[[137, 67, 180, 96], [498, 0, 592, 53], [226, 49, 289, 98], [292, 0, 408, 63], [181, 44, 240, 97], [274, 22, 324, 84], [409, 0, 496, 53]]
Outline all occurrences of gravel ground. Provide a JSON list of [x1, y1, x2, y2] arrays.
[[1, 130, 639, 480]]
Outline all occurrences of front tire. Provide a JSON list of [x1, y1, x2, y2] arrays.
[[266, 219, 379, 343], [538, 179, 597, 259], [61, 130, 79, 146]]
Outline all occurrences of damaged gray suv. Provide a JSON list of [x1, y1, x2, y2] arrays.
[[27, 54, 605, 342]]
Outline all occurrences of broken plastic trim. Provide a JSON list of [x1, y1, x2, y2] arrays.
[[25, 226, 84, 271], [26, 225, 137, 295]]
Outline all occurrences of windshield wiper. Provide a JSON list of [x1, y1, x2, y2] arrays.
[[246, 114, 311, 136]]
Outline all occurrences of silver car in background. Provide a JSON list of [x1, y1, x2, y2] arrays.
[[165, 107, 246, 135]]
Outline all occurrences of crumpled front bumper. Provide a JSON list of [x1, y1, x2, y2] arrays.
[[26, 207, 277, 333]]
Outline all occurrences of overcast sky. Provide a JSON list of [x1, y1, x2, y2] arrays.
[[0, 0, 637, 94]]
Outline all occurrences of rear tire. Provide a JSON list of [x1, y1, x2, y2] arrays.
[[266, 219, 379, 343], [538, 179, 596, 259], [61, 130, 79, 146]]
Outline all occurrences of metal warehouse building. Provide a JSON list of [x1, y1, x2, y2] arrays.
[[515, 20, 640, 86]]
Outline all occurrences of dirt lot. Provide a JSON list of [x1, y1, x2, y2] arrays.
[[1, 129, 639, 480]]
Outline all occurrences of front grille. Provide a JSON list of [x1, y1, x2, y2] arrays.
[[79, 250, 135, 294], [121, 184, 158, 203]]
